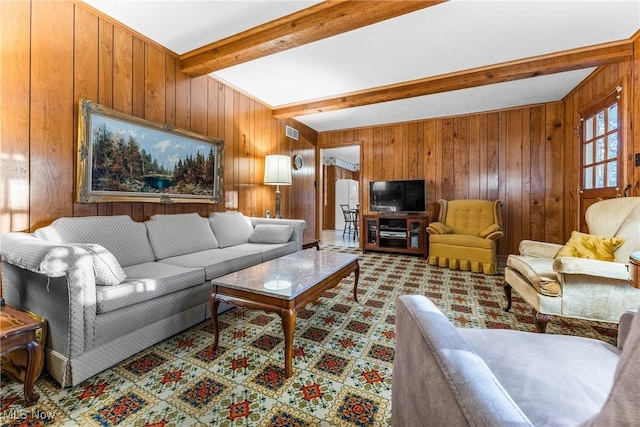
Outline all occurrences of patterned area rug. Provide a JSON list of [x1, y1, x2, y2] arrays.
[[0, 246, 617, 426]]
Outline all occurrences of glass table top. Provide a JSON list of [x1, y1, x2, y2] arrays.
[[211, 250, 359, 300]]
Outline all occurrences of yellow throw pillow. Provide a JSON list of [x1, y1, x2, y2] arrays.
[[555, 231, 625, 262]]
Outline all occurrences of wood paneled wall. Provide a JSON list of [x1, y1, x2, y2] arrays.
[[318, 104, 566, 256], [1, 1, 317, 241], [562, 57, 638, 239], [318, 51, 639, 257]]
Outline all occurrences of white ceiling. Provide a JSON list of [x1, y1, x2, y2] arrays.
[[82, 0, 640, 132]]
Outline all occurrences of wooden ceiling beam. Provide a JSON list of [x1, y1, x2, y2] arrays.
[[180, 0, 446, 76], [272, 40, 633, 119]]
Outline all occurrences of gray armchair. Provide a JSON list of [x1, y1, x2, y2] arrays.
[[392, 295, 639, 426]]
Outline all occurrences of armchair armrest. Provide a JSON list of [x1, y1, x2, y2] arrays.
[[553, 257, 630, 281], [519, 240, 563, 258], [394, 295, 533, 426], [484, 230, 504, 241], [617, 309, 637, 350], [426, 221, 452, 235]]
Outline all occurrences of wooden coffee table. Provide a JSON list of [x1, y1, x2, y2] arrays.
[[210, 250, 359, 377]]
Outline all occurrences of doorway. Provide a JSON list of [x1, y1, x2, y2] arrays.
[[320, 145, 361, 247], [578, 88, 625, 231]]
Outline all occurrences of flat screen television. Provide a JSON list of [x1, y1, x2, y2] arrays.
[[369, 179, 426, 213]]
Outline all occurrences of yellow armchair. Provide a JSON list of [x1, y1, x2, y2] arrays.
[[427, 199, 504, 274]]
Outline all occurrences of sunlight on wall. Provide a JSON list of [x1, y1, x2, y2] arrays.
[[225, 191, 238, 210], [1, 153, 29, 232]]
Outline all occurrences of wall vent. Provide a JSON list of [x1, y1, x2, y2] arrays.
[[285, 125, 299, 140]]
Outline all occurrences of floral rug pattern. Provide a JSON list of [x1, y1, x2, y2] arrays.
[[0, 246, 617, 426]]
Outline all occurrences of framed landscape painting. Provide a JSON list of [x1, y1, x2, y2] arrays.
[[77, 100, 224, 204]]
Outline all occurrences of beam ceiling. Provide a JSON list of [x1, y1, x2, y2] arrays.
[[179, 0, 446, 76], [273, 40, 633, 119]]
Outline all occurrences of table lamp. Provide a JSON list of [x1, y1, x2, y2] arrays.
[[264, 154, 292, 218]]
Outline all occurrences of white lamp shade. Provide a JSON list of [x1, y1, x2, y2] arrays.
[[264, 154, 292, 185]]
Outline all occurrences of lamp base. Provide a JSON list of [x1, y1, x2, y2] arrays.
[[275, 188, 282, 219]]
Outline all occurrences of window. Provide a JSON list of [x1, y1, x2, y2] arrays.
[[580, 90, 620, 190]]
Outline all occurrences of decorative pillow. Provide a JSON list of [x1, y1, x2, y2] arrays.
[[555, 231, 625, 262], [75, 243, 127, 285], [478, 224, 500, 238], [209, 212, 254, 248], [249, 224, 293, 244]]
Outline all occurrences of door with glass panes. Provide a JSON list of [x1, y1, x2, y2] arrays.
[[578, 89, 624, 232]]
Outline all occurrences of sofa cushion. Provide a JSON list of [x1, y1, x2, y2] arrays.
[[146, 213, 218, 259], [429, 233, 495, 249], [96, 262, 205, 313], [459, 328, 619, 426], [249, 224, 293, 244], [159, 248, 262, 280], [38, 216, 156, 267], [556, 231, 624, 262], [208, 212, 254, 248], [507, 255, 560, 296], [75, 243, 126, 285], [225, 242, 298, 263]]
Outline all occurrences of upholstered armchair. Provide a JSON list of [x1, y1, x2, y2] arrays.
[[427, 199, 503, 274], [504, 197, 640, 332]]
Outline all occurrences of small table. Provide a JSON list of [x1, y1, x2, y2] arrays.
[[0, 304, 43, 406], [210, 250, 359, 377], [302, 239, 320, 250]]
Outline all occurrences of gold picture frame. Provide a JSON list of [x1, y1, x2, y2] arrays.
[[77, 99, 224, 204]]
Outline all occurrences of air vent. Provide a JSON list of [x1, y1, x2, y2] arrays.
[[285, 125, 299, 140]]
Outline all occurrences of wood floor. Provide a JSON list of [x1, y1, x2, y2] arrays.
[[321, 229, 360, 248]]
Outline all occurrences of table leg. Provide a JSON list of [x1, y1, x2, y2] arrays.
[[353, 260, 360, 303], [281, 308, 297, 378], [23, 340, 41, 406], [210, 296, 221, 350]]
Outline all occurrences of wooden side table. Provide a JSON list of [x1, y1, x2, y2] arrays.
[[0, 304, 44, 406], [302, 239, 320, 250]]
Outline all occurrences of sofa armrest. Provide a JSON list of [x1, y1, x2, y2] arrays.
[[553, 257, 629, 281], [393, 295, 533, 427], [519, 240, 563, 258], [249, 217, 306, 250], [1, 232, 90, 276], [1, 232, 98, 365]]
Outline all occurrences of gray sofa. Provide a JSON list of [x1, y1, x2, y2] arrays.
[[0, 212, 305, 387], [393, 295, 639, 426]]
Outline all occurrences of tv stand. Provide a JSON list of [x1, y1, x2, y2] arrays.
[[363, 214, 429, 258]]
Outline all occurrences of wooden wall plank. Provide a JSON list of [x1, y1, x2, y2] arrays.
[[1, 0, 31, 232], [529, 106, 546, 242], [30, 1, 75, 230], [72, 5, 99, 218], [453, 117, 469, 200]]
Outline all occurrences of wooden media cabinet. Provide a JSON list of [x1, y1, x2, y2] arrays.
[[363, 214, 429, 257]]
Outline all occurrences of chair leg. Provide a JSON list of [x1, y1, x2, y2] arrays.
[[533, 310, 553, 333], [503, 283, 512, 312]]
